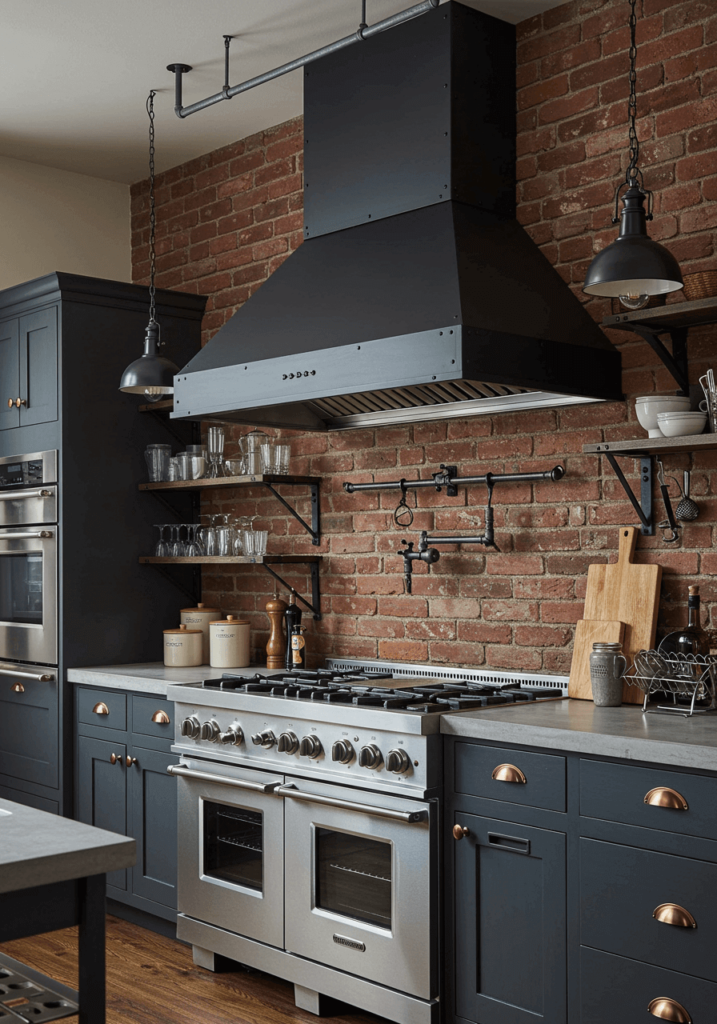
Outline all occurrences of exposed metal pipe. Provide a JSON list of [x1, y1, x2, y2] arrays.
[[344, 465, 565, 494], [167, 0, 439, 119]]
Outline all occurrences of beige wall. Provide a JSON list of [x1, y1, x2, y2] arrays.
[[0, 154, 130, 291]]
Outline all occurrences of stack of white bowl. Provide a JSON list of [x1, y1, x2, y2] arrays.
[[635, 395, 707, 438]]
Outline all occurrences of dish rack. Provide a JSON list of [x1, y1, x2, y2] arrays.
[[622, 650, 717, 717]]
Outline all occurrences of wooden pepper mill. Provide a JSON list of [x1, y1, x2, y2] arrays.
[[265, 597, 289, 669]]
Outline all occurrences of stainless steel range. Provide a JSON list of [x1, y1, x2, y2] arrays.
[[167, 661, 566, 1024]]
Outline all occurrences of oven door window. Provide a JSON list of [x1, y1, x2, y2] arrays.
[[316, 828, 392, 929], [0, 553, 43, 625], [203, 802, 263, 892]]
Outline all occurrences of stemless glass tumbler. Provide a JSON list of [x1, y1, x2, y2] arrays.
[[205, 426, 227, 478]]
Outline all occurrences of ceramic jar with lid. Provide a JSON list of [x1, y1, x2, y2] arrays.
[[164, 624, 203, 667], [209, 615, 250, 669], [180, 602, 220, 664]]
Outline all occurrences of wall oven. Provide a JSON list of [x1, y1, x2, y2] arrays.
[[0, 451, 58, 666]]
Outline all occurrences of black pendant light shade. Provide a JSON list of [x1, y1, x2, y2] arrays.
[[118, 320, 179, 397], [120, 90, 178, 400], [583, 185, 684, 305]]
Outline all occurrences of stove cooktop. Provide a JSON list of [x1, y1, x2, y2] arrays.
[[193, 669, 562, 714]]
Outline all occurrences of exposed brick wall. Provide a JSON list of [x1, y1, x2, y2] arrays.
[[131, 0, 717, 672]]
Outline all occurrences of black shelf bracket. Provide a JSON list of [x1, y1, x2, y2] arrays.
[[147, 562, 201, 603], [629, 325, 690, 396], [261, 561, 322, 620], [603, 453, 654, 536], [262, 481, 320, 544]]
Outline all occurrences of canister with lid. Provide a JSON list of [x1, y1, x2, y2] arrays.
[[180, 602, 220, 663], [163, 624, 203, 667], [209, 615, 251, 669]]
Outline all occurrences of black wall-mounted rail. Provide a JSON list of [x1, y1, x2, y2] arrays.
[[344, 464, 565, 496], [167, 0, 439, 119]]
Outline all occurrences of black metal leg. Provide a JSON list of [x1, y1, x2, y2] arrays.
[[78, 873, 106, 1024]]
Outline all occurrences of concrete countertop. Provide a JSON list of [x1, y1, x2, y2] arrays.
[[67, 662, 284, 695], [0, 798, 135, 895], [440, 699, 717, 771]]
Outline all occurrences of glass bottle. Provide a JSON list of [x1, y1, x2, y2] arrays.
[[284, 593, 302, 671], [659, 585, 710, 657]]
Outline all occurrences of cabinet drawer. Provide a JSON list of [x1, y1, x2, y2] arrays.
[[581, 946, 716, 1023], [454, 742, 566, 811], [580, 838, 717, 982], [580, 759, 717, 842], [131, 696, 173, 743], [77, 688, 127, 732]]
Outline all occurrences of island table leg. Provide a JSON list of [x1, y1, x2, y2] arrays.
[[78, 873, 106, 1024]]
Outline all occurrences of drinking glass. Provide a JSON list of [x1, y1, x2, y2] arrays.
[[170, 525, 186, 557], [215, 515, 235, 557], [240, 429, 269, 476], [260, 442, 275, 474], [274, 444, 291, 475], [145, 444, 172, 482], [185, 524, 203, 557], [199, 514, 219, 555], [253, 530, 268, 557], [176, 452, 190, 481], [204, 426, 227, 478], [154, 525, 171, 557]]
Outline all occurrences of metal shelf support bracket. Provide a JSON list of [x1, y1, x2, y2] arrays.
[[630, 325, 690, 396], [263, 482, 320, 545], [261, 561, 322, 620], [604, 453, 654, 536]]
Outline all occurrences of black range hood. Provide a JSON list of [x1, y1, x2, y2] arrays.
[[173, 1, 622, 431]]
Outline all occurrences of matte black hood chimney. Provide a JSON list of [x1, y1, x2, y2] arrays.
[[173, 1, 622, 430]]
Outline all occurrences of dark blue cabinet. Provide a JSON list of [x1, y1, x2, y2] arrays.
[[74, 685, 177, 926], [0, 307, 58, 431], [0, 318, 20, 431]]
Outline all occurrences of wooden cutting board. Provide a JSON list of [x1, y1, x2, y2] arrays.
[[568, 619, 625, 700], [579, 525, 662, 703]]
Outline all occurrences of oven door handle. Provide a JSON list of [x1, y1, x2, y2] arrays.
[[0, 530, 54, 540], [276, 785, 428, 823], [167, 764, 280, 793], [0, 664, 55, 682], [0, 489, 53, 501]]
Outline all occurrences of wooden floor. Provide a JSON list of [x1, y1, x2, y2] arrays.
[[0, 916, 386, 1024]]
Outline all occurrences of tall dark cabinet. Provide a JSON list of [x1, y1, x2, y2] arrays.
[[0, 272, 205, 815]]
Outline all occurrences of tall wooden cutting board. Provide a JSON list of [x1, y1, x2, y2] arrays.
[[581, 526, 662, 703]]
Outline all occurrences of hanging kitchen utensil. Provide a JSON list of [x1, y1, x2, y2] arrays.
[[675, 470, 699, 522], [656, 457, 680, 543]]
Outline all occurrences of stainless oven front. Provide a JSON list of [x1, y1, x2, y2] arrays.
[[0, 451, 58, 666]]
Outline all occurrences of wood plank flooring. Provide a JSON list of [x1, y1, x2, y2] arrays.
[[0, 916, 385, 1024]]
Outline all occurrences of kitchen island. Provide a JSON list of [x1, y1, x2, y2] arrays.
[[0, 797, 135, 1023]]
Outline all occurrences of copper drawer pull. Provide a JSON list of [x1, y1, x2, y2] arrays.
[[491, 763, 527, 784], [11, 683, 25, 693], [125, 756, 138, 767], [7, 398, 26, 409], [151, 709, 170, 724], [92, 702, 109, 715], [452, 824, 469, 840], [653, 903, 697, 929], [644, 787, 688, 810], [110, 753, 120, 765], [647, 997, 691, 1022]]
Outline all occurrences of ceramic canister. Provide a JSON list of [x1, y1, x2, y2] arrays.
[[180, 602, 220, 664], [163, 624, 203, 668], [209, 615, 251, 669]]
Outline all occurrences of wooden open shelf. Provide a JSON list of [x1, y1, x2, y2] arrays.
[[139, 473, 319, 492], [602, 295, 717, 332], [583, 433, 717, 457], [139, 555, 321, 565]]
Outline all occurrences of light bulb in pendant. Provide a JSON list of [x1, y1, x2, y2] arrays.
[[143, 387, 166, 403], [618, 293, 650, 310]]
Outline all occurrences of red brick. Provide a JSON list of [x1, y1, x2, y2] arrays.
[[517, 24, 581, 64], [518, 75, 569, 111], [515, 625, 572, 646], [377, 640, 428, 662], [539, 87, 599, 125], [677, 152, 717, 181], [541, 39, 601, 78]]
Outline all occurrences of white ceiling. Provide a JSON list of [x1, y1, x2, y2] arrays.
[[0, 0, 566, 185]]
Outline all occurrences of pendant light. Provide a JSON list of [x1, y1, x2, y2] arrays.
[[583, 0, 683, 310], [119, 90, 179, 400]]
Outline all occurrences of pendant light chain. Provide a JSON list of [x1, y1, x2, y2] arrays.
[[147, 89, 157, 326], [626, 0, 639, 182]]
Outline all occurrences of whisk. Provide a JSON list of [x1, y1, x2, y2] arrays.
[[675, 470, 699, 522]]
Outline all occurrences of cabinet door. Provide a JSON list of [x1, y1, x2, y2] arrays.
[[453, 811, 566, 1024], [129, 745, 178, 909], [0, 319, 20, 431], [18, 307, 58, 428], [0, 675, 58, 788], [76, 734, 127, 890]]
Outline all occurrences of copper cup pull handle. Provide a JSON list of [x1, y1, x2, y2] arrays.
[[7, 399, 12, 409], [125, 756, 138, 767], [11, 683, 25, 693], [644, 787, 688, 810], [110, 753, 119, 765], [653, 903, 697, 929], [647, 996, 692, 1022], [452, 824, 469, 840], [491, 763, 527, 784], [92, 702, 109, 716], [151, 710, 170, 724]]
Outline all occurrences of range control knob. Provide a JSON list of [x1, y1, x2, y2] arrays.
[[386, 749, 411, 774], [200, 720, 220, 742], [277, 731, 299, 754], [299, 735, 323, 758], [251, 730, 276, 749], [180, 716, 201, 739], [219, 725, 244, 746], [358, 744, 383, 770], [331, 740, 355, 764]]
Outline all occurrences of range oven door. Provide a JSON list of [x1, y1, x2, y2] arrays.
[[0, 526, 57, 665], [280, 779, 436, 1001], [173, 758, 285, 949]]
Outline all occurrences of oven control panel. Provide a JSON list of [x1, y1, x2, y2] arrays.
[[173, 705, 437, 795], [0, 450, 58, 489]]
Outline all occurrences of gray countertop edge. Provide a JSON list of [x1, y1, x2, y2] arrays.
[[67, 663, 288, 695], [440, 701, 717, 772], [1, 839, 137, 895]]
